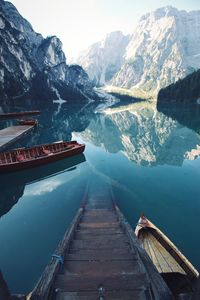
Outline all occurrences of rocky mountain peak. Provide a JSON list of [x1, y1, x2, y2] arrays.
[[0, 1, 95, 102], [140, 6, 174, 21], [1, 1, 43, 48], [100, 31, 125, 48], [37, 36, 66, 69], [76, 6, 200, 96], [76, 30, 130, 86]]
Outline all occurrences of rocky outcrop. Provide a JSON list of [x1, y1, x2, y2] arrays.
[[76, 6, 200, 96], [0, 0, 95, 102]]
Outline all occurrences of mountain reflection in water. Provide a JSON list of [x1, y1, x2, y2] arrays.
[[0, 154, 86, 218], [0, 99, 200, 294], [76, 102, 200, 166]]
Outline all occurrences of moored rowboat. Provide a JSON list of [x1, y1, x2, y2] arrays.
[[0, 140, 85, 172], [135, 215, 199, 298]]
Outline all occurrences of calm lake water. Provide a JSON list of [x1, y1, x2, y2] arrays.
[[0, 98, 200, 293]]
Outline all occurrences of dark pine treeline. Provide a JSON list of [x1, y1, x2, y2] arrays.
[[157, 69, 200, 104]]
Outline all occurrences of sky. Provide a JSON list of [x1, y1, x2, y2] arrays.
[[9, 0, 200, 60]]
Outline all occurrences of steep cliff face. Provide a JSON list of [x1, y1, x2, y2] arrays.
[[76, 6, 200, 96], [76, 31, 130, 86], [0, 0, 95, 102], [112, 6, 200, 94]]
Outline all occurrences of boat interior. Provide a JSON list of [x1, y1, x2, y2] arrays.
[[0, 141, 76, 164], [139, 228, 187, 274], [138, 227, 197, 298]]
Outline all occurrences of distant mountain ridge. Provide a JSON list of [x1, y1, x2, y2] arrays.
[[76, 31, 130, 87], [157, 69, 200, 104], [76, 6, 200, 96], [0, 0, 95, 102]]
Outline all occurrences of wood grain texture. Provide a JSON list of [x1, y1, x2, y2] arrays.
[[30, 194, 173, 300], [0, 125, 34, 150]]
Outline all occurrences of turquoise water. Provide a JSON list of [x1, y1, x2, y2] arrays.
[[0, 100, 200, 293]]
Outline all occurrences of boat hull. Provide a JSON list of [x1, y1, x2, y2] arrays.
[[135, 215, 199, 298], [0, 143, 85, 172], [0, 154, 86, 187]]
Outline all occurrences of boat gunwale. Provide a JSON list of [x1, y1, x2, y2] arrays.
[[115, 205, 173, 299], [0, 141, 85, 165], [0, 141, 85, 172], [135, 216, 199, 279], [0, 140, 81, 154]]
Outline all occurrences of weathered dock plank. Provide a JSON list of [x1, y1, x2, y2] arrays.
[[0, 125, 34, 150], [54, 273, 148, 291], [55, 290, 147, 300], [31, 183, 173, 300]]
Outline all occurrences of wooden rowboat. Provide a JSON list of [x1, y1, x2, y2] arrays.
[[17, 119, 38, 126], [135, 215, 199, 298], [0, 140, 85, 172]]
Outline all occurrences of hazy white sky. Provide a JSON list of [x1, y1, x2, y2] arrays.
[[9, 0, 200, 60]]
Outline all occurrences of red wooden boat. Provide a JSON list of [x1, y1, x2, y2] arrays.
[[17, 119, 38, 126], [0, 141, 85, 172]]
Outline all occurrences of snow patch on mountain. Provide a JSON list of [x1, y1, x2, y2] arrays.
[[76, 31, 130, 86], [76, 6, 200, 95]]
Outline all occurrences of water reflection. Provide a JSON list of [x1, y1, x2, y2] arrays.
[[0, 185, 25, 219], [0, 98, 200, 293], [13, 102, 94, 147], [0, 154, 85, 218], [0, 153, 88, 293], [157, 102, 200, 136], [77, 102, 200, 166], [6, 99, 200, 168]]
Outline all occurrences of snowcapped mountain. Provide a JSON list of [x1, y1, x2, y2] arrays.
[[76, 31, 130, 86], [0, 0, 95, 102], [76, 6, 200, 96]]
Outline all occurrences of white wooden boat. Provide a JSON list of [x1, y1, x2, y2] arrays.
[[135, 215, 199, 298]]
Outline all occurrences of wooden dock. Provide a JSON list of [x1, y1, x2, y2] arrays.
[[0, 125, 35, 150], [31, 184, 173, 300]]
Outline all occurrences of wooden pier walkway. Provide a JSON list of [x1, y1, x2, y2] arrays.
[[31, 183, 173, 300], [0, 125, 34, 150]]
